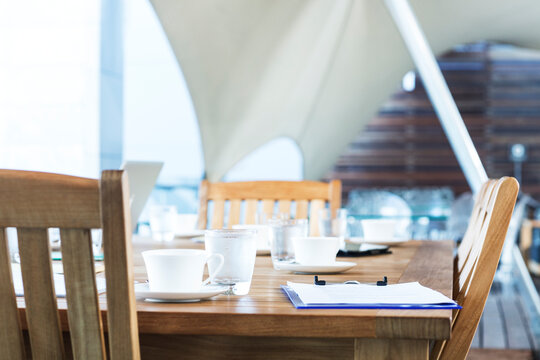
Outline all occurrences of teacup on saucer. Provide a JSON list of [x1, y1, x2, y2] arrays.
[[292, 237, 340, 266], [360, 219, 398, 241], [142, 249, 223, 293]]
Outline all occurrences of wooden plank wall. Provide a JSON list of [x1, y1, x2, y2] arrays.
[[325, 43, 540, 200]]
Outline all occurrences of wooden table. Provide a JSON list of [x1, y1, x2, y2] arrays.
[[16, 238, 453, 359], [130, 238, 454, 359]]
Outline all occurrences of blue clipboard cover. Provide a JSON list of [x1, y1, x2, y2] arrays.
[[281, 285, 462, 310]]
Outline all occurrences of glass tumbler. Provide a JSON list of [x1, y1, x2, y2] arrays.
[[149, 205, 177, 242], [318, 208, 348, 248], [268, 218, 308, 268], [204, 229, 257, 295]]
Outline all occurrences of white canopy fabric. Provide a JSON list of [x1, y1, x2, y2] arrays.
[[150, 0, 540, 181]]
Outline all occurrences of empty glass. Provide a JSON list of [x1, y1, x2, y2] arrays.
[[149, 205, 177, 242], [318, 208, 348, 249], [268, 218, 308, 267], [319, 208, 347, 235], [204, 229, 257, 295]]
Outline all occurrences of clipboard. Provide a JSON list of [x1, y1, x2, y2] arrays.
[[281, 285, 462, 310]]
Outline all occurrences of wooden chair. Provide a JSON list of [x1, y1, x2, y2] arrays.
[[431, 177, 519, 360], [453, 179, 496, 292], [0, 170, 140, 359], [196, 180, 342, 235]]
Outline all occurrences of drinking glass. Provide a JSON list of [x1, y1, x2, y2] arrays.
[[318, 209, 347, 236], [149, 205, 177, 242], [268, 218, 308, 267], [318, 208, 348, 248], [204, 229, 257, 295]]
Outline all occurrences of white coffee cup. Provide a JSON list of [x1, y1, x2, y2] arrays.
[[360, 219, 398, 241], [292, 237, 341, 265], [142, 249, 224, 292]]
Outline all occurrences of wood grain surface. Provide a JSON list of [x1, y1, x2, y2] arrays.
[[18, 227, 65, 359], [0, 170, 101, 229], [101, 170, 141, 360], [14, 237, 454, 359], [128, 238, 453, 340], [19, 238, 451, 336]]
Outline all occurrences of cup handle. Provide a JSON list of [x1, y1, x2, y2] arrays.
[[203, 253, 224, 286]]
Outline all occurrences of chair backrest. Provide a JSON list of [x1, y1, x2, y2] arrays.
[[0, 170, 140, 360], [431, 177, 519, 360], [455, 179, 496, 281], [196, 180, 342, 235]]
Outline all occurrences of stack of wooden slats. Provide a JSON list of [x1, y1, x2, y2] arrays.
[[325, 42, 540, 202]]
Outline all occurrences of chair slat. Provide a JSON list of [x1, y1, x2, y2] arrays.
[[296, 200, 309, 219], [206, 181, 330, 200], [456, 183, 498, 295], [0, 228, 25, 359], [101, 170, 141, 360], [328, 180, 342, 217], [60, 228, 105, 360], [0, 170, 100, 228], [197, 180, 210, 229], [456, 180, 496, 273], [262, 200, 275, 219], [228, 200, 242, 228], [244, 200, 258, 224], [211, 200, 225, 229], [18, 227, 65, 359], [278, 200, 291, 217], [309, 200, 325, 236]]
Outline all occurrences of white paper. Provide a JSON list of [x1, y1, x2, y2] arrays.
[[287, 281, 455, 305], [11, 263, 106, 298]]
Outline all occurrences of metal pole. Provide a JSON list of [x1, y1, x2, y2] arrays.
[[100, 0, 124, 170], [384, 0, 488, 194]]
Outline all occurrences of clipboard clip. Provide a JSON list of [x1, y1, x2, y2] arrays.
[[314, 275, 388, 286]]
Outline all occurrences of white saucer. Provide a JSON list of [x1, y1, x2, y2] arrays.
[[348, 237, 409, 246], [273, 261, 356, 274], [134, 283, 229, 302], [175, 229, 205, 238]]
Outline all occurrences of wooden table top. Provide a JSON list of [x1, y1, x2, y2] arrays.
[[16, 237, 454, 341], [128, 237, 454, 340]]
